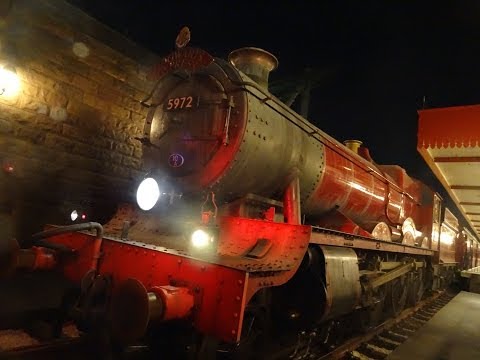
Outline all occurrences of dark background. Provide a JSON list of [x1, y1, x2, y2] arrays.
[[68, 0, 480, 227]]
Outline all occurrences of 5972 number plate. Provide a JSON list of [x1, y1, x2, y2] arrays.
[[165, 96, 196, 110]]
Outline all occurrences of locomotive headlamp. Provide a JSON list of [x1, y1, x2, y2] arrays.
[[70, 209, 87, 222], [190, 228, 216, 249], [191, 229, 211, 248], [136, 177, 160, 211]]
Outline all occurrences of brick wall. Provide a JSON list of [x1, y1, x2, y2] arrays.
[[0, 0, 159, 242]]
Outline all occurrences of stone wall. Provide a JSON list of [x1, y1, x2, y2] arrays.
[[0, 0, 159, 242]]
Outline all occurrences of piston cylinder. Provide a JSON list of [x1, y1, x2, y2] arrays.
[[111, 279, 194, 343]]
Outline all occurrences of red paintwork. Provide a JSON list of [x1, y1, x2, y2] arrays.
[[46, 217, 311, 343], [439, 241, 456, 264], [48, 232, 247, 343], [148, 47, 214, 81], [31, 246, 56, 270], [418, 105, 480, 149], [150, 285, 195, 321], [306, 145, 422, 232], [91, 236, 102, 271], [314, 211, 372, 237]]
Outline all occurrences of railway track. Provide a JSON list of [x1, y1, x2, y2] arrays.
[[344, 291, 455, 360], [281, 290, 457, 360], [0, 291, 457, 360], [0, 324, 93, 360], [0, 326, 150, 360]]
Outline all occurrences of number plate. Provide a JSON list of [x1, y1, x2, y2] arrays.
[[165, 96, 196, 110]]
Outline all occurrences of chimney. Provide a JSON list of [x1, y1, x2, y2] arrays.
[[228, 47, 278, 89], [343, 140, 363, 154]]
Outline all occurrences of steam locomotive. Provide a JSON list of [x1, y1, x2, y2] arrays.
[[5, 45, 480, 358]]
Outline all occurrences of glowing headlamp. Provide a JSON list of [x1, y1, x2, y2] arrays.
[[191, 229, 211, 248], [190, 228, 216, 249], [70, 210, 87, 222], [136, 177, 160, 211]]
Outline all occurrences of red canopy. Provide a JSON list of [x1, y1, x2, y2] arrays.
[[418, 105, 480, 239]]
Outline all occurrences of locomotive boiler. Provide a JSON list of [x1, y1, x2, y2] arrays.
[[2, 42, 476, 359], [140, 46, 430, 242]]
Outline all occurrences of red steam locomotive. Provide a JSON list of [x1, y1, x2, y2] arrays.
[[6, 45, 479, 358]]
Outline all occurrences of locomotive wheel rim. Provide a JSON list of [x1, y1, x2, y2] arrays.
[[369, 285, 387, 328], [390, 277, 408, 316], [409, 269, 425, 306]]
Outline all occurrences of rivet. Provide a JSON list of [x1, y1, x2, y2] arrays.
[[235, 296, 241, 301], [233, 312, 238, 318], [238, 279, 243, 285], [231, 330, 236, 335]]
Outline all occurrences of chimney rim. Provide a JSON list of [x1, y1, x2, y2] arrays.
[[228, 47, 279, 72]]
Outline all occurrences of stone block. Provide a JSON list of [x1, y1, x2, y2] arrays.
[[53, 82, 84, 103], [13, 126, 45, 145], [89, 69, 116, 88], [0, 119, 13, 133], [112, 142, 133, 156], [23, 69, 57, 90], [72, 74, 98, 94], [0, 104, 36, 124], [123, 97, 146, 115], [35, 114, 62, 132], [130, 110, 146, 124], [109, 103, 130, 120], [30, 60, 75, 85], [83, 93, 111, 113], [49, 106, 68, 122], [44, 133, 74, 152], [122, 156, 141, 169], [45, 91, 68, 108], [132, 145, 142, 159], [97, 86, 123, 104]]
